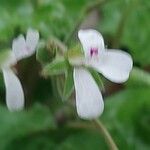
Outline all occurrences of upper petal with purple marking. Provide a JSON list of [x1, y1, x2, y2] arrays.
[[78, 29, 105, 58]]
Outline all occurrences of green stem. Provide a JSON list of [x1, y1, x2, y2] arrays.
[[93, 119, 118, 150]]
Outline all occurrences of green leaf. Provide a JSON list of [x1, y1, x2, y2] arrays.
[[6, 134, 56, 150], [5, 128, 107, 150], [0, 104, 56, 149], [57, 130, 107, 150], [100, 0, 150, 66], [0, 0, 94, 42], [42, 57, 67, 76], [63, 68, 74, 101], [122, 0, 150, 66], [102, 88, 150, 149]]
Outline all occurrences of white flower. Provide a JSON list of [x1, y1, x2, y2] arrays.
[[73, 29, 133, 119], [1, 28, 39, 111]]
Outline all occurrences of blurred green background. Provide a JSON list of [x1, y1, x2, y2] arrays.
[[0, 0, 150, 149]]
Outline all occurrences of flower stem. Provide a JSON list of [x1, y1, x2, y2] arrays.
[[93, 119, 118, 150]]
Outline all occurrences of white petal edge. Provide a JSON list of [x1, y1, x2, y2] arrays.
[[73, 68, 104, 119], [26, 28, 39, 54], [78, 29, 105, 57], [90, 50, 133, 83], [12, 34, 28, 61], [2, 68, 24, 111]]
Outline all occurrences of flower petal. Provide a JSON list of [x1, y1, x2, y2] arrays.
[[78, 29, 105, 57], [90, 50, 133, 83], [73, 68, 104, 119], [2, 68, 24, 111], [12, 29, 39, 61], [26, 28, 39, 54], [12, 34, 28, 61]]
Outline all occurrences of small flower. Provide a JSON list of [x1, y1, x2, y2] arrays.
[[73, 29, 133, 119], [1, 28, 39, 111], [12, 28, 39, 61]]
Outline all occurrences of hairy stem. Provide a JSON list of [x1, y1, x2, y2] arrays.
[[93, 119, 118, 150]]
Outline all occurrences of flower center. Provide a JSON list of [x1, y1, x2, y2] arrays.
[[90, 47, 98, 57]]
